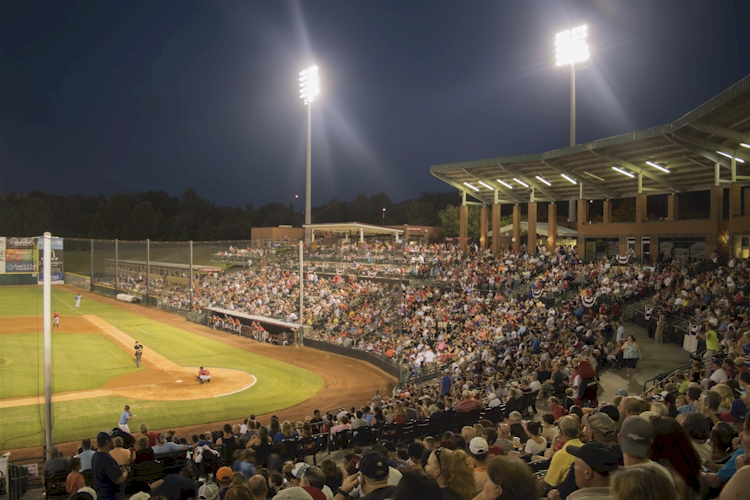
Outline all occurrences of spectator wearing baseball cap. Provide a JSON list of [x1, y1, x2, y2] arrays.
[[290, 463, 310, 487], [469, 437, 489, 492], [720, 398, 747, 424], [547, 412, 621, 500], [198, 483, 220, 500], [91, 432, 128, 500], [274, 488, 313, 500], [334, 450, 394, 500], [216, 466, 234, 500], [565, 442, 618, 500], [618, 417, 675, 488]]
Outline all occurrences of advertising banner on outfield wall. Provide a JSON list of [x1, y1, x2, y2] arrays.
[[4, 236, 37, 273], [0, 237, 5, 274], [37, 236, 64, 284]]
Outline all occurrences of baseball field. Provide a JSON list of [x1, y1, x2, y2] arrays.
[[0, 286, 396, 454]]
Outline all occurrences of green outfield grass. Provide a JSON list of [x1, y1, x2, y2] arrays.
[[0, 333, 143, 398], [0, 286, 324, 449]]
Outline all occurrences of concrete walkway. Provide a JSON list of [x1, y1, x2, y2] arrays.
[[597, 322, 692, 401]]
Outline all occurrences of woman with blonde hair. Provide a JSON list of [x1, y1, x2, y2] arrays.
[[609, 464, 678, 500], [478, 455, 538, 500], [424, 447, 476, 500], [712, 384, 734, 412], [393, 401, 408, 425], [272, 421, 297, 444]]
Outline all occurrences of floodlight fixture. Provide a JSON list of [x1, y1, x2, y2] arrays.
[[612, 166, 635, 178], [555, 25, 589, 147], [561, 174, 577, 184], [646, 161, 670, 173], [535, 175, 552, 186], [478, 180, 494, 190], [463, 182, 480, 192], [513, 178, 530, 188], [300, 65, 320, 242], [718, 151, 745, 163], [299, 66, 319, 105], [497, 179, 514, 189], [555, 25, 589, 67]]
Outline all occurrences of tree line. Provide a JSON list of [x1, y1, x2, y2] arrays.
[[0, 189, 463, 241]]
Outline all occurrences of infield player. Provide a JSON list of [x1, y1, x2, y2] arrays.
[[134, 341, 143, 367], [75, 293, 82, 308], [196, 367, 212, 384], [119, 405, 135, 434], [53, 310, 60, 328]]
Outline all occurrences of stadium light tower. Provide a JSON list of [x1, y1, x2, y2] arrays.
[[299, 65, 319, 243], [556, 25, 589, 146]]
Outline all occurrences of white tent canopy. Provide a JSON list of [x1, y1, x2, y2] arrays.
[[303, 222, 403, 242]]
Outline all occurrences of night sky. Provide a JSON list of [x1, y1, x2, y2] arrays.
[[2, 1, 749, 209]]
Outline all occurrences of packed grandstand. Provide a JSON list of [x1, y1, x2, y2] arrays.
[[47, 242, 750, 500]]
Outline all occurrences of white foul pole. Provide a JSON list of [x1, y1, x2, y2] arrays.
[[298, 240, 304, 345], [43, 232, 53, 455]]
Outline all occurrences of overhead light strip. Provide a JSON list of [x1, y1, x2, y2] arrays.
[[645, 161, 670, 173], [717, 151, 746, 163], [612, 166, 635, 178], [477, 180, 494, 190], [497, 179, 514, 189], [561, 174, 577, 184], [513, 178, 529, 188], [535, 175, 552, 186], [463, 182, 480, 192]]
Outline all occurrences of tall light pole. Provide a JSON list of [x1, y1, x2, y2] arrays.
[[556, 25, 589, 147], [299, 65, 319, 243]]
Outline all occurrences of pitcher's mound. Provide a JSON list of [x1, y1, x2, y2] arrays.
[[102, 367, 256, 400]]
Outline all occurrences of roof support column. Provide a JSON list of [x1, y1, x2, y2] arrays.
[[528, 202, 537, 254], [548, 202, 557, 250], [603, 200, 612, 224], [512, 204, 521, 251], [459, 191, 468, 253], [716, 162, 721, 186], [710, 186, 726, 259], [636, 194, 648, 223], [491, 203, 501, 254], [568, 199, 577, 223], [480, 205, 488, 251], [359, 228, 364, 243], [577, 199, 588, 224], [730, 183, 741, 219], [668, 194, 679, 221], [311, 230, 315, 242]]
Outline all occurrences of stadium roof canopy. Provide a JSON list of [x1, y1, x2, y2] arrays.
[[491, 222, 577, 238], [303, 222, 403, 236], [430, 75, 750, 204]]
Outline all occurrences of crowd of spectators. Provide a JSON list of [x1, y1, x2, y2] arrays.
[[48, 244, 750, 499], [45, 334, 750, 500]]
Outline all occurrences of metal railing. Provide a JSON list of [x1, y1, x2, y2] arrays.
[[8, 463, 30, 500]]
